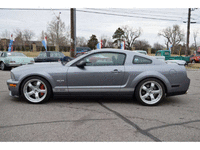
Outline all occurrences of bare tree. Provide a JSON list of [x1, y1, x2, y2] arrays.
[[46, 17, 67, 48], [193, 30, 199, 52], [101, 35, 114, 48], [153, 42, 165, 50], [133, 40, 151, 50], [122, 25, 142, 50], [158, 24, 185, 53], [76, 36, 87, 47], [23, 29, 35, 51], [1, 29, 10, 39], [13, 29, 24, 50]]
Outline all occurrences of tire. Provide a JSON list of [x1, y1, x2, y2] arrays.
[[20, 76, 51, 104], [191, 60, 195, 64], [135, 78, 165, 106], [1, 62, 7, 71]]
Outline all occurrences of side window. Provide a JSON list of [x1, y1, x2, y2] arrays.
[[156, 52, 161, 56], [38, 52, 47, 58], [164, 51, 170, 55], [1, 53, 6, 57], [133, 55, 152, 64], [75, 52, 126, 66]]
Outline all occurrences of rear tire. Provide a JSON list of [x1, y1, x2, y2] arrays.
[[135, 78, 165, 106], [20, 76, 51, 104], [191, 60, 196, 64]]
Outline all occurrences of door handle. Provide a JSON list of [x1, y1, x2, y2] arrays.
[[111, 69, 120, 73]]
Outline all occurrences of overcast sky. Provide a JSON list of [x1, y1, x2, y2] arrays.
[[1, 1, 200, 47]]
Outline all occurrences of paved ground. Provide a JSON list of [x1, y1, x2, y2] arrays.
[[0, 69, 200, 142]]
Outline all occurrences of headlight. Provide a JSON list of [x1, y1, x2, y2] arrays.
[[11, 72, 15, 81], [30, 60, 35, 63]]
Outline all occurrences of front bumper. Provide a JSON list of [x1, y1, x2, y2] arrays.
[[7, 79, 20, 97], [6, 63, 34, 67]]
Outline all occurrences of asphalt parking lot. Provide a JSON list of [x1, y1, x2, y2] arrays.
[[0, 69, 200, 142]]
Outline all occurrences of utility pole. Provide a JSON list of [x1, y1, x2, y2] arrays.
[[185, 8, 191, 56], [70, 8, 76, 57], [56, 12, 61, 51]]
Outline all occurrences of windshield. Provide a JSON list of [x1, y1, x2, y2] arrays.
[[7, 52, 26, 57]]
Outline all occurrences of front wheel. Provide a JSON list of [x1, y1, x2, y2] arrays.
[[135, 78, 165, 106], [21, 76, 51, 104], [1, 62, 7, 70]]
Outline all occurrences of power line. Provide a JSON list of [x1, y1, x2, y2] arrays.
[[76, 9, 182, 22], [0, 8, 182, 22], [0, 8, 70, 11], [86, 8, 184, 20]]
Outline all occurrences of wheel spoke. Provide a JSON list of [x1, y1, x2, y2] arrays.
[[38, 89, 46, 93], [28, 83, 35, 90], [141, 93, 149, 99], [152, 90, 161, 94], [36, 81, 41, 89], [35, 92, 39, 99], [150, 82, 155, 90], [149, 94, 155, 100], [27, 90, 35, 96], [142, 85, 148, 91]]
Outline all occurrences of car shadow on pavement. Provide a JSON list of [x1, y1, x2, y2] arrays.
[[9, 95, 184, 107]]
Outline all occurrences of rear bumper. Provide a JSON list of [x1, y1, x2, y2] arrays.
[[167, 77, 190, 97]]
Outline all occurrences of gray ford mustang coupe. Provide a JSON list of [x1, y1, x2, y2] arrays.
[[7, 49, 190, 106]]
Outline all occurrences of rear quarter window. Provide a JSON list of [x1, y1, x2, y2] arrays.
[[133, 55, 152, 64]]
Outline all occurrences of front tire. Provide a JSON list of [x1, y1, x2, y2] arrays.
[[135, 78, 165, 106], [21, 76, 51, 104], [1, 62, 7, 70]]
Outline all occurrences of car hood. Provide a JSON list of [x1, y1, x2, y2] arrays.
[[11, 62, 64, 73]]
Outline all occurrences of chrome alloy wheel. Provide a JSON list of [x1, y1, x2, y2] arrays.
[[139, 81, 163, 105], [23, 79, 47, 103]]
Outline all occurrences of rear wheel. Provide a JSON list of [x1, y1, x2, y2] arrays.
[[191, 60, 196, 64], [135, 78, 165, 106], [21, 76, 51, 104]]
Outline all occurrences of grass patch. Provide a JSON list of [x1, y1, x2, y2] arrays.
[[20, 51, 70, 57], [186, 63, 200, 69]]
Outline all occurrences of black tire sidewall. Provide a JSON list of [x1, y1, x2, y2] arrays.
[[135, 78, 165, 106], [1, 62, 6, 70], [20, 76, 51, 104]]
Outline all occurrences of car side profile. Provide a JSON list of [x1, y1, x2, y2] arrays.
[[34, 51, 71, 63], [7, 49, 190, 106], [0, 52, 34, 70]]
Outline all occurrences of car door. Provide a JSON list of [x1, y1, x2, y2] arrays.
[[67, 52, 126, 94]]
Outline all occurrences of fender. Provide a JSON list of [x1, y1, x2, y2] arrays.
[[127, 71, 171, 93], [17, 72, 56, 92]]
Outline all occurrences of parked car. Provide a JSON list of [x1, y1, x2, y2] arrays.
[[155, 50, 190, 63], [190, 53, 200, 63], [7, 49, 190, 106], [0, 52, 34, 70], [34, 51, 72, 63]]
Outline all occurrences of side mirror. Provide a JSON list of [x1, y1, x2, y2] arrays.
[[76, 61, 87, 68]]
